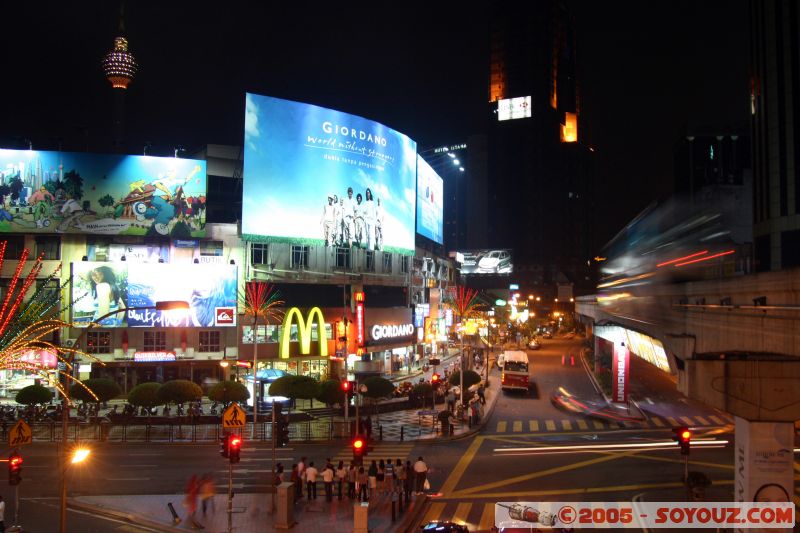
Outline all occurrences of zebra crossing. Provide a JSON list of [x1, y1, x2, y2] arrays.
[[330, 442, 415, 464], [420, 500, 497, 532], [492, 413, 733, 433]]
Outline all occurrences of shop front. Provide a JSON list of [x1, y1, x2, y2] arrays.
[[0, 349, 58, 399], [362, 307, 416, 375]]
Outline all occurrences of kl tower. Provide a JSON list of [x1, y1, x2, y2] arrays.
[[102, 5, 137, 151]]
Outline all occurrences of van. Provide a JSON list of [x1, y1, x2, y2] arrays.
[[500, 350, 531, 392]]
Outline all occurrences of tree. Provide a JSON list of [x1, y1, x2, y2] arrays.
[[15, 384, 53, 406], [9, 177, 23, 202], [98, 194, 115, 214], [268, 375, 319, 410], [127, 382, 163, 410], [207, 380, 249, 406], [316, 379, 342, 408], [69, 378, 121, 405], [409, 383, 433, 408], [448, 370, 482, 390], [361, 377, 395, 400], [62, 169, 84, 200], [157, 379, 203, 405]]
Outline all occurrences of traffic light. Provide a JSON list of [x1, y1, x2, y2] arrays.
[[228, 434, 242, 464], [431, 373, 441, 385], [219, 435, 229, 458], [8, 452, 22, 485], [275, 417, 290, 447], [352, 437, 366, 462], [673, 427, 691, 455], [341, 380, 351, 393]]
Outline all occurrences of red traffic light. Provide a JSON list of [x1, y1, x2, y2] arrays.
[[680, 430, 691, 441], [353, 438, 364, 450], [9, 456, 22, 468], [341, 381, 351, 392], [230, 436, 242, 448], [431, 373, 440, 383]]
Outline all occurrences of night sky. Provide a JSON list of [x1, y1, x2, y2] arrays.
[[0, 1, 749, 249]]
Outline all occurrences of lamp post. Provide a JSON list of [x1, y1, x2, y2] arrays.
[[60, 300, 188, 533], [59, 446, 91, 533]]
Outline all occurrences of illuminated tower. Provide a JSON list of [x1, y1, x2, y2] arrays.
[[102, 5, 137, 150]]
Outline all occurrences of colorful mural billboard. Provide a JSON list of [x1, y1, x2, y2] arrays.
[[242, 93, 417, 255], [71, 262, 237, 328], [0, 149, 206, 237]]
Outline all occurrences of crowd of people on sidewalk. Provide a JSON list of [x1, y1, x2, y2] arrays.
[[281, 456, 432, 504]]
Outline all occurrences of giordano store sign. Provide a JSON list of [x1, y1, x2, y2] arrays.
[[366, 307, 415, 347], [279, 307, 328, 359]]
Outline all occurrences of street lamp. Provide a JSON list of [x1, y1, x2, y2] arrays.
[[59, 300, 188, 533], [59, 446, 91, 533]]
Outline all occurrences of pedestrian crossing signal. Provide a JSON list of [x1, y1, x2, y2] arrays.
[[275, 418, 290, 447], [8, 452, 22, 485], [673, 426, 691, 455], [228, 435, 242, 464], [219, 435, 228, 458]]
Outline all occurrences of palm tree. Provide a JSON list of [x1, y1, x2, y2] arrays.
[[240, 280, 284, 435], [443, 285, 483, 406]]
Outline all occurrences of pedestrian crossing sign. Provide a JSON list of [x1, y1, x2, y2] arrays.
[[9, 420, 32, 447], [222, 402, 246, 428]]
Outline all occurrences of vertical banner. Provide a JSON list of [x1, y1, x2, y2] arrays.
[[611, 342, 630, 403], [734, 417, 794, 533]]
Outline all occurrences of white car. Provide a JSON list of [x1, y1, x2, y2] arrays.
[[527, 339, 541, 350], [477, 250, 512, 273]]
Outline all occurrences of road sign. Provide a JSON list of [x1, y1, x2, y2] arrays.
[[8, 420, 31, 447], [222, 402, 246, 428]]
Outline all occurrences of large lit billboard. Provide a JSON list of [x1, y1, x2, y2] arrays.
[[416, 156, 444, 244], [72, 262, 237, 327], [456, 249, 513, 274], [497, 96, 532, 121], [0, 149, 206, 237], [242, 93, 417, 255]]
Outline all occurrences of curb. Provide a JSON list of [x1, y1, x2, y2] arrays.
[[433, 372, 501, 442], [393, 494, 430, 533], [70, 498, 178, 533], [578, 349, 612, 403]]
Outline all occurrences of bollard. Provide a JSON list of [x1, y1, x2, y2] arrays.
[[398, 488, 404, 512], [400, 425, 404, 441], [379, 425, 383, 441], [570, 354, 575, 366], [167, 502, 181, 525], [391, 493, 397, 522]]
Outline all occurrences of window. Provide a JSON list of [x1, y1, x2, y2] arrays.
[[291, 245, 309, 269], [335, 247, 350, 269], [143, 331, 167, 351], [199, 241, 223, 257], [251, 243, 269, 265], [1, 236, 25, 259], [241, 324, 279, 344], [199, 330, 221, 352], [401, 255, 409, 274], [365, 251, 374, 271], [86, 331, 112, 354], [35, 236, 60, 260], [382, 253, 392, 273]]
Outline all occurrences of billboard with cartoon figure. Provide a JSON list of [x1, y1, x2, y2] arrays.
[[242, 93, 417, 255], [0, 149, 206, 237], [71, 262, 237, 327]]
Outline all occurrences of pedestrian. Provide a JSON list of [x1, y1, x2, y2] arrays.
[[290, 464, 300, 502], [367, 460, 378, 497], [446, 388, 456, 412], [0, 494, 5, 533], [347, 462, 357, 499], [199, 472, 216, 516], [394, 459, 404, 494], [336, 461, 347, 500], [384, 458, 394, 494], [377, 459, 386, 494], [413, 456, 429, 495], [275, 463, 285, 486], [297, 456, 307, 499], [357, 466, 369, 501], [477, 383, 486, 405], [322, 463, 334, 502], [183, 474, 201, 527], [305, 461, 319, 500], [403, 460, 413, 500]]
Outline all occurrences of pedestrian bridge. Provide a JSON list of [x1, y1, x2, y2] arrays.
[[575, 268, 800, 422]]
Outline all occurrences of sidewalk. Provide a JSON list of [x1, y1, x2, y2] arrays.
[[71, 489, 427, 532]]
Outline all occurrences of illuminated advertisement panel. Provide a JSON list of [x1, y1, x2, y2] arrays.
[[456, 249, 513, 275], [242, 93, 417, 255], [416, 156, 444, 244], [71, 262, 237, 327], [497, 96, 532, 121], [0, 149, 206, 237]]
